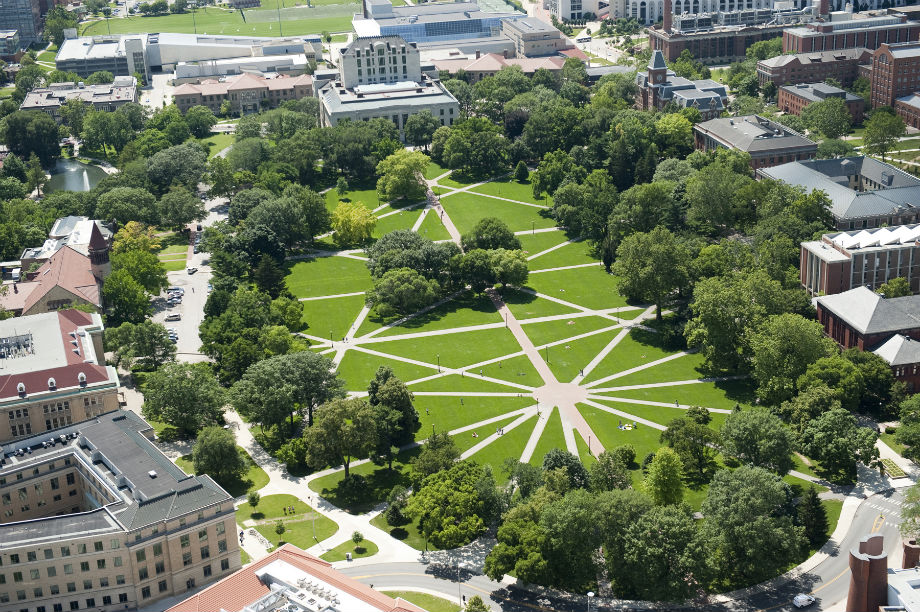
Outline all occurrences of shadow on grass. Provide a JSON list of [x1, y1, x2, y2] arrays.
[[500, 288, 539, 308], [362, 291, 493, 331], [316, 465, 413, 514]]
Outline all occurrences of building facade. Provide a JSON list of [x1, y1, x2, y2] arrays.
[[800, 224, 920, 296], [432, 53, 565, 83], [0, 0, 41, 45], [636, 50, 727, 119], [869, 41, 920, 108], [815, 286, 920, 349], [0, 309, 118, 444], [500, 17, 569, 57], [778, 82, 864, 122], [756, 48, 871, 87], [318, 36, 459, 136], [761, 156, 920, 230], [648, 22, 789, 63], [693, 115, 817, 169], [782, 14, 920, 54], [0, 30, 22, 60], [353, 0, 521, 44], [172, 73, 313, 114], [0, 411, 241, 612], [20, 77, 138, 122], [873, 334, 920, 392]]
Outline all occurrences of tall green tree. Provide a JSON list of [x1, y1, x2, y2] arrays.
[[367, 267, 440, 317], [142, 362, 226, 436], [863, 108, 906, 159], [799, 407, 879, 483], [301, 397, 377, 479], [404, 110, 441, 150], [104, 320, 176, 370], [331, 200, 376, 247], [461, 217, 521, 251], [719, 408, 795, 474], [376, 149, 429, 203], [613, 226, 691, 320], [798, 485, 829, 547], [407, 460, 488, 550], [191, 426, 247, 484], [878, 276, 912, 298], [410, 431, 460, 489], [102, 269, 151, 325], [801, 97, 852, 139], [644, 447, 684, 505], [660, 417, 717, 481]]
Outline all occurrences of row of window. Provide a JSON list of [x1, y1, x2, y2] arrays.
[[2, 557, 123, 584], [0, 458, 73, 487], [1, 574, 127, 599], [2, 537, 120, 567], [1, 591, 128, 610]]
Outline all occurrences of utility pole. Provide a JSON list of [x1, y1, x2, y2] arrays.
[[276, 0, 283, 36]]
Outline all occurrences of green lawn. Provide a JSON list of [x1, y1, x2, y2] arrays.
[[373, 291, 500, 336], [199, 132, 234, 158], [175, 448, 268, 498], [409, 373, 528, 393], [517, 229, 568, 256], [502, 288, 580, 320], [161, 259, 188, 272], [544, 328, 622, 383], [440, 192, 556, 234], [240, 548, 251, 565], [588, 398, 726, 431], [529, 241, 598, 271], [300, 293, 366, 341], [308, 452, 417, 513], [524, 266, 626, 312], [158, 244, 188, 255], [581, 329, 679, 384], [476, 353, 544, 388], [424, 160, 450, 180], [417, 208, 453, 241], [522, 315, 617, 347], [371, 513, 437, 551], [238, 494, 339, 549], [382, 591, 459, 612], [881, 432, 907, 457], [574, 430, 597, 467], [80, 6, 355, 36], [605, 378, 756, 411], [471, 177, 550, 205], [373, 207, 422, 239], [578, 403, 663, 469], [416, 395, 533, 437], [528, 407, 567, 467], [285, 255, 372, 298], [336, 351, 436, 390], [325, 184, 382, 212], [604, 351, 707, 387], [366, 326, 523, 370], [434, 171, 478, 189], [467, 415, 538, 484], [319, 538, 378, 562]]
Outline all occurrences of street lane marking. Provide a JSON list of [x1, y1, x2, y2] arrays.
[[872, 514, 886, 532]]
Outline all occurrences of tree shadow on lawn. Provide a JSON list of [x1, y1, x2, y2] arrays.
[[316, 463, 414, 514], [363, 291, 494, 331], [500, 288, 540, 309]]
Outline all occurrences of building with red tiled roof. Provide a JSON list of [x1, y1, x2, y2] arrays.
[[173, 72, 313, 114], [0, 245, 106, 317], [432, 52, 566, 83], [166, 544, 428, 612], [0, 308, 119, 442]]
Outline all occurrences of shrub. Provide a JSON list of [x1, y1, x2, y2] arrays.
[[247, 491, 260, 508]]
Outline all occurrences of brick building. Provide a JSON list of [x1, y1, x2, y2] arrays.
[[783, 14, 920, 54], [648, 22, 788, 64], [20, 77, 138, 123], [635, 50, 727, 119], [800, 224, 920, 296], [873, 334, 920, 392], [693, 115, 817, 170], [778, 82, 865, 123], [870, 41, 920, 108], [0, 411, 241, 612], [757, 48, 872, 87], [815, 286, 920, 349], [0, 309, 119, 444], [172, 72, 313, 115]]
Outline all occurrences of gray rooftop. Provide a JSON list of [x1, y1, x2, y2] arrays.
[[758, 47, 870, 69], [816, 286, 920, 335], [885, 41, 920, 58], [502, 16, 556, 33], [760, 156, 920, 220], [780, 81, 862, 103], [874, 334, 920, 366], [694, 114, 817, 153], [649, 49, 667, 70], [0, 411, 233, 545], [320, 77, 457, 114]]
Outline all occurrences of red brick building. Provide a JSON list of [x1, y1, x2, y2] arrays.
[[815, 287, 920, 350], [873, 334, 920, 392], [870, 41, 920, 108], [173, 72, 313, 115], [778, 82, 865, 122], [783, 14, 920, 54], [648, 23, 789, 64], [757, 48, 872, 87], [800, 224, 920, 296]]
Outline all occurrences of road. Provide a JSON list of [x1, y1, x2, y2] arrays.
[[337, 489, 907, 612]]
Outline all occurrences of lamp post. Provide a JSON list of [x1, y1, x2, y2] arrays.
[[309, 496, 317, 542], [437, 354, 440, 372], [587, 592, 595, 612]]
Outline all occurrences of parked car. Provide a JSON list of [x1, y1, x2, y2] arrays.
[[793, 594, 815, 608], [167, 287, 184, 294], [193, 246, 199, 254], [165, 313, 181, 321], [187, 267, 198, 275], [196, 224, 203, 232]]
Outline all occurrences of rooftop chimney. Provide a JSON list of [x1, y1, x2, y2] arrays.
[[819, 0, 829, 18], [663, 0, 672, 33]]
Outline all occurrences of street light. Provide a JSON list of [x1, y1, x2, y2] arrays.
[[587, 592, 595, 612], [437, 354, 440, 372]]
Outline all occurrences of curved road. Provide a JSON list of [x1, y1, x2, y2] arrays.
[[339, 489, 907, 612]]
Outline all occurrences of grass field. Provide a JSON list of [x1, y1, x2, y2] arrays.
[[417, 209, 452, 241], [370, 513, 433, 551], [502, 288, 580, 320], [382, 591, 460, 612], [319, 538, 378, 562], [238, 494, 339, 549], [524, 265, 627, 311], [300, 293, 366, 341], [175, 447, 268, 497], [468, 415, 537, 485], [416, 395, 533, 436], [285, 255, 372, 298], [471, 177, 552, 205], [374, 292, 500, 336], [200, 132, 234, 158], [528, 407, 567, 467], [440, 192, 555, 234], [80, 4, 356, 36]]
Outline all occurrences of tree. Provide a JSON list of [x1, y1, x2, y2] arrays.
[[864, 108, 906, 159], [253, 255, 286, 298], [461, 217, 521, 251], [82, 109, 133, 152], [620, 505, 709, 602], [800, 97, 852, 139], [96, 187, 158, 226], [331, 200, 377, 247], [541, 448, 589, 490], [878, 276, 912, 298], [410, 430, 460, 489], [489, 249, 528, 289], [464, 596, 491, 612], [798, 485, 829, 546], [799, 407, 879, 483], [367, 267, 440, 317], [660, 417, 717, 482], [702, 466, 804, 585], [590, 450, 631, 491], [404, 110, 441, 150], [112, 221, 161, 254], [376, 149, 429, 203], [613, 226, 691, 320], [207, 155, 237, 201], [0, 111, 60, 165], [685, 163, 753, 230], [85, 70, 114, 85], [719, 407, 794, 474], [111, 248, 167, 295], [798, 354, 866, 412], [191, 426, 246, 484], [230, 351, 344, 431], [748, 313, 836, 405], [407, 461, 487, 550], [301, 397, 376, 479], [901, 481, 920, 539], [248, 491, 260, 507], [184, 105, 217, 138], [147, 143, 208, 190], [59, 98, 87, 136], [25, 153, 47, 196], [142, 362, 226, 436], [513, 160, 529, 182], [104, 320, 176, 370], [644, 447, 683, 505], [654, 113, 693, 158], [44, 6, 78, 47], [102, 269, 151, 325], [158, 186, 205, 228]]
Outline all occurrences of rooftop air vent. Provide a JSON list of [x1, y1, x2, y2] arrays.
[[48, 377, 56, 390], [17, 382, 25, 396], [78, 372, 86, 386]]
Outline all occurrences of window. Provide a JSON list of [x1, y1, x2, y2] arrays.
[[80, 562, 89, 572], [47, 567, 56, 578], [215, 522, 225, 536], [141, 586, 151, 599], [198, 529, 208, 541], [180, 535, 190, 548], [110, 539, 120, 550], [70, 602, 79, 611], [138, 567, 148, 581], [63, 564, 73, 575], [27, 551, 36, 562], [76, 543, 86, 554], [16, 589, 25, 601], [119, 594, 128, 603], [203, 564, 212, 578], [66, 474, 75, 486], [153, 543, 162, 557], [29, 570, 39, 580], [221, 559, 230, 571], [116, 575, 125, 585], [102, 596, 111, 606], [218, 540, 227, 554], [136, 550, 146, 563], [155, 561, 165, 575], [10, 554, 19, 564], [12, 572, 21, 583], [96, 559, 105, 570], [50, 585, 59, 595], [66, 583, 75, 593], [182, 553, 192, 567], [34, 587, 43, 597], [158, 580, 168, 593], [44, 549, 53, 560], [93, 541, 103, 552], [200, 546, 210, 560], [0, 593, 8, 603], [83, 580, 91, 590], [86, 598, 95, 608], [113, 557, 122, 567], [99, 577, 108, 588], [60, 546, 70, 557]]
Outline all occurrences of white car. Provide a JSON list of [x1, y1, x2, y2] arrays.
[[165, 313, 181, 321], [793, 594, 815, 608], [186, 267, 198, 275]]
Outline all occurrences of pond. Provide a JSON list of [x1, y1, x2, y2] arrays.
[[47, 158, 108, 192]]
